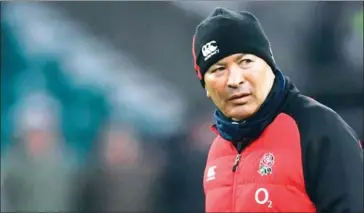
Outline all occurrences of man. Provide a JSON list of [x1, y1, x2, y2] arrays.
[[191, 7, 363, 212]]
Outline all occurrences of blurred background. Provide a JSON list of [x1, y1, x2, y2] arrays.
[[1, 1, 363, 212]]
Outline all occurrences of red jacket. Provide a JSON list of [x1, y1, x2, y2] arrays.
[[203, 82, 363, 212], [204, 113, 316, 212]]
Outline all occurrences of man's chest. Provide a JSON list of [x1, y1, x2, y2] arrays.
[[203, 114, 313, 212], [203, 145, 305, 191], [203, 142, 309, 212]]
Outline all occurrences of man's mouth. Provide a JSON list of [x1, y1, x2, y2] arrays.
[[228, 92, 251, 101]]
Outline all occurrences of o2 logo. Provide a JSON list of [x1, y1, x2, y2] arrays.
[[255, 188, 272, 208]]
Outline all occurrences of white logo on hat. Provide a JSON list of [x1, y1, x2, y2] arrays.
[[202, 40, 219, 61]]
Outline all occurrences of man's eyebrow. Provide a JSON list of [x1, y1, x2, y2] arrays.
[[210, 54, 247, 69], [207, 64, 222, 73], [214, 62, 226, 66], [234, 54, 245, 62], [215, 54, 246, 66]]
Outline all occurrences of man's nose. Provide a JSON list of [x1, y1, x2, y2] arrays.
[[227, 66, 244, 88]]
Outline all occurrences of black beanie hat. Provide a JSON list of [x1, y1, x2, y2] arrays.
[[192, 7, 276, 87]]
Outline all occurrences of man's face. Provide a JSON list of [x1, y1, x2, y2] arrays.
[[204, 53, 275, 120]]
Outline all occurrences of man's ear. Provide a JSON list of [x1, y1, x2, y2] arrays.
[[206, 88, 210, 98]]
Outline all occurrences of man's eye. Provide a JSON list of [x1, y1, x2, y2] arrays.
[[211, 67, 225, 73], [239, 59, 253, 65]]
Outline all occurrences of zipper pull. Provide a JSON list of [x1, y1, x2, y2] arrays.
[[232, 153, 241, 172], [232, 141, 244, 172]]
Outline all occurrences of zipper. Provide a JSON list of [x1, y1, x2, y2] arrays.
[[232, 153, 241, 172], [231, 141, 244, 212]]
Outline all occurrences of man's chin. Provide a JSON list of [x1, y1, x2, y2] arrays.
[[228, 105, 256, 121]]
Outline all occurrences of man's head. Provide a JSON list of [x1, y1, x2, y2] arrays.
[[192, 8, 276, 120]]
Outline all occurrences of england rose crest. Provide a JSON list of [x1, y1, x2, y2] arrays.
[[258, 153, 275, 176]]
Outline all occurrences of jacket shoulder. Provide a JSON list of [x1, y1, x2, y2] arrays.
[[283, 94, 357, 140], [207, 135, 231, 161], [283, 93, 363, 212]]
